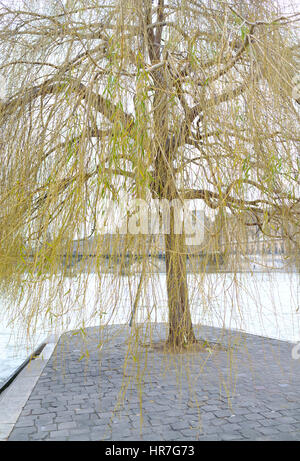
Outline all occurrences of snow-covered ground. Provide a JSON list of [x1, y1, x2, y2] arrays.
[[1, 271, 300, 386]]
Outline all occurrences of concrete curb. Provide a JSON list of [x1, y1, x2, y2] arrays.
[[0, 334, 60, 441]]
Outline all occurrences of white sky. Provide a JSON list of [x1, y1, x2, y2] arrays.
[[279, 0, 300, 14]]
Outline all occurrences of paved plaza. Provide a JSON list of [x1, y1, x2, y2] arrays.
[[4, 324, 300, 441]]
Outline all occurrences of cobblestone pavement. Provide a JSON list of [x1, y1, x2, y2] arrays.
[[7, 324, 300, 441]]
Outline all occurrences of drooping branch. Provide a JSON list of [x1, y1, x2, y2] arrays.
[[188, 77, 255, 125], [197, 24, 255, 87], [0, 79, 135, 131], [228, 7, 300, 27], [182, 188, 298, 211]]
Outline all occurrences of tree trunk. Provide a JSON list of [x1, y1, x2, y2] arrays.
[[164, 209, 196, 348], [150, 59, 196, 348]]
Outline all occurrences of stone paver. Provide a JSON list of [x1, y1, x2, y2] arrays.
[[6, 324, 300, 441]]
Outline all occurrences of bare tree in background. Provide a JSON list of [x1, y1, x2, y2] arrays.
[[0, 0, 299, 348]]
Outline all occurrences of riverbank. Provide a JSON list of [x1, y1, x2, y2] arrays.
[[1, 270, 300, 390], [2, 323, 300, 441]]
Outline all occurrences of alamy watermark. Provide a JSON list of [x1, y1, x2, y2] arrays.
[[0, 74, 6, 101], [97, 198, 205, 246], [292, 74, 300, 101], [292, 342, 300, 360]]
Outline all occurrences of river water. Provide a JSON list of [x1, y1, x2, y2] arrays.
[[1, 270, 300, 387]]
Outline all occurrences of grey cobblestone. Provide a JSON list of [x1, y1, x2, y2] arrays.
[[41, 424, 57, 432], [57, 421, 77, 430], [49, 429, 70, 438], [7, 324, 300, 441]]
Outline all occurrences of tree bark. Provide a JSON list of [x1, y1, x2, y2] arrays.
[[164, 208, 196, 348]]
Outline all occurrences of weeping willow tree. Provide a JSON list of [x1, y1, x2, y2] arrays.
[[0, 0, 299, 351]]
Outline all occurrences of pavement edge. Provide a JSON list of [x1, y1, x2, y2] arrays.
[[0, 334, 60, 441]]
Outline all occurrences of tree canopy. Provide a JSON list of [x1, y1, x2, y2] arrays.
[[0, 0, 299, 349]]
